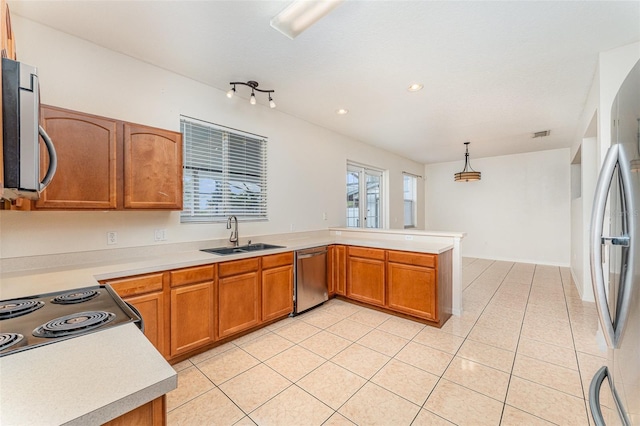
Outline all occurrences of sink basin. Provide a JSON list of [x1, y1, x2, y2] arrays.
[[201, 243, 285, 256]]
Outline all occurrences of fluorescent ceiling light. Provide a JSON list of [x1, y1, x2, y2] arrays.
[[270, 0, 345, 40]]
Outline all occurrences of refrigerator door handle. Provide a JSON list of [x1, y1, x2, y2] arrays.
[[589, 366, 608, 426], [589, 366, 631, 426], [612, 151, 636, 346], [590, 144, 620, 348], [601, 235, 630, 246]]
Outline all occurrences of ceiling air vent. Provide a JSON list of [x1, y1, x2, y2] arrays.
[[532, 130, 551, 138]]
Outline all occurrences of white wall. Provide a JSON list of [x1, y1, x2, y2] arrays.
[[0, 16, 425, 259], [425, 149, 571, 266], [569, 42, 640, 300]]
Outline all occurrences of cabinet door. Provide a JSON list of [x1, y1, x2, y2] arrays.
[[170, 281, 215, 357], [1, 0, 16, 60], [217, 271, 260, 339], [334, 245, 347, 296], [347, 256, 385, 306], [123, 123, 182, 209], [124, 291, 166, 357], [387, 262, 437, 321], [262, 264, 293, 322], [327, 246, 336, 296], [37, 106, 118, 209]]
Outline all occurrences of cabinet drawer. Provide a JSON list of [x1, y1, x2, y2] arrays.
[[262, 252, 293, 269], [170, 265, 215, 287], [107, 273, 164, 297], [218, 258, 260, 278], [387, 251, 436, 268], [348, 246, 385, 261]]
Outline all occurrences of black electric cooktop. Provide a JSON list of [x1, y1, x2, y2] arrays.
[[0, 285, 141, 357]]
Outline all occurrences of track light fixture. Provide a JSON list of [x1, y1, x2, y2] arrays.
[[227, 81, 275, 108]]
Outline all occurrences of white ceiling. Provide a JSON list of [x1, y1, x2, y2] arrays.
[[9, 1, 640, 164]]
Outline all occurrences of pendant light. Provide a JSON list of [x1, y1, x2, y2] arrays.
[[454, 142, 481, 182]]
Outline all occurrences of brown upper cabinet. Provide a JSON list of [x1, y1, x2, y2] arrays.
[[1, 0, 16, 60], [33, 105, 182, 210]]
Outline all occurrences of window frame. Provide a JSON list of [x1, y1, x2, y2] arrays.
[[180, 117, 268, 223], [403, 172, 418, 229]]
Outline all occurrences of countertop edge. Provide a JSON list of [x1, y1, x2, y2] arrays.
[[65, 375, 177, 426]]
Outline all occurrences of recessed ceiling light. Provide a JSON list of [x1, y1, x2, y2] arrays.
[[407, 83, 424, 92], [336, 108, 349, 115]]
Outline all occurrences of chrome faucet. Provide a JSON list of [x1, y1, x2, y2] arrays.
[[227, 215, 239, 246]]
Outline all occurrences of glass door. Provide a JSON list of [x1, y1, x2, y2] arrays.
[[346, 168, 360, 227], [346, 164, 384, 229], [365, 170, 382, 228]]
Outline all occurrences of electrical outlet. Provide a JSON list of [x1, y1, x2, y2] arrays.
[[404, 235, 414, 241], [107, 231, 118, 245], [322, 212, 327, 221], [290, 224, 296, 232], [154, 229, 167, 242]]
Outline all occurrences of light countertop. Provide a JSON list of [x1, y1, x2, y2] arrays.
[[0, 323, 176, 425], [1, 234, 453, 300]]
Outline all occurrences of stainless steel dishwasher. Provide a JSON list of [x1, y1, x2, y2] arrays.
[[294, 246, 328, 314]]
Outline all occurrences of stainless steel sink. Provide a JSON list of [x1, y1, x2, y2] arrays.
[[201, 243, 285, 256]]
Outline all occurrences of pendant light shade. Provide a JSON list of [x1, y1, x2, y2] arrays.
[[454, 142, 481, 182]]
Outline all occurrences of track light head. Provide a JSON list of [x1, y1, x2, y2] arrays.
[[250, 91, 257, 105], [269, 95, 276, 109], [226, 86, 236, 98]]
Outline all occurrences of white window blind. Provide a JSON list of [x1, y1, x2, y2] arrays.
[[403, 173, 417, 228], [181, 117, 267, 223]]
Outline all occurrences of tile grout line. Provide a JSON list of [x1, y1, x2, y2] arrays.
[[496, 263, 536, 425], [559, 267, 594, 424], [408, 260, 517, 424]]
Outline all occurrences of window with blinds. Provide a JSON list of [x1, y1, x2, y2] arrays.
[[181, 117, 267, 223]]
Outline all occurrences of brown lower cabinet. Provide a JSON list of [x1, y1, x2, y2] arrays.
[[107, 272, 168, 358], [261, 252, 294, 321], [169, 265, 215, 357], [387, 257, 437, 321], [329, 245, 346, 296], [217, 258, 261, 339], [102, 395, 165, 426], [346, 246, 386, 307], [330, 245, 452, 327]]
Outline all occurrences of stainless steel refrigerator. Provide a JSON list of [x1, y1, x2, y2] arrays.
[[590, 59, 640, 426]]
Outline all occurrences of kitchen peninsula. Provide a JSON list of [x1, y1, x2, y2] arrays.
[[0, 227, 463, 425]]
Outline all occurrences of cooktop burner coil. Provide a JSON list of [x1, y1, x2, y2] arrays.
[[32, 311, 116, 338], [0, 299, 45, 320], [0, 333, 24, 352], [51, 289, 100, 305]]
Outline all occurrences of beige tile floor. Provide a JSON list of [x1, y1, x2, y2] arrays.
[[166, 259, 607, 425]]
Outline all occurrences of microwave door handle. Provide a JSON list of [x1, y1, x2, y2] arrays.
[[38, 125, 57, 190], [590, 144, 618, 348]]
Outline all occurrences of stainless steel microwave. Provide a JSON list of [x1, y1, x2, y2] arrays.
[[2, 57, 56, 200]]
